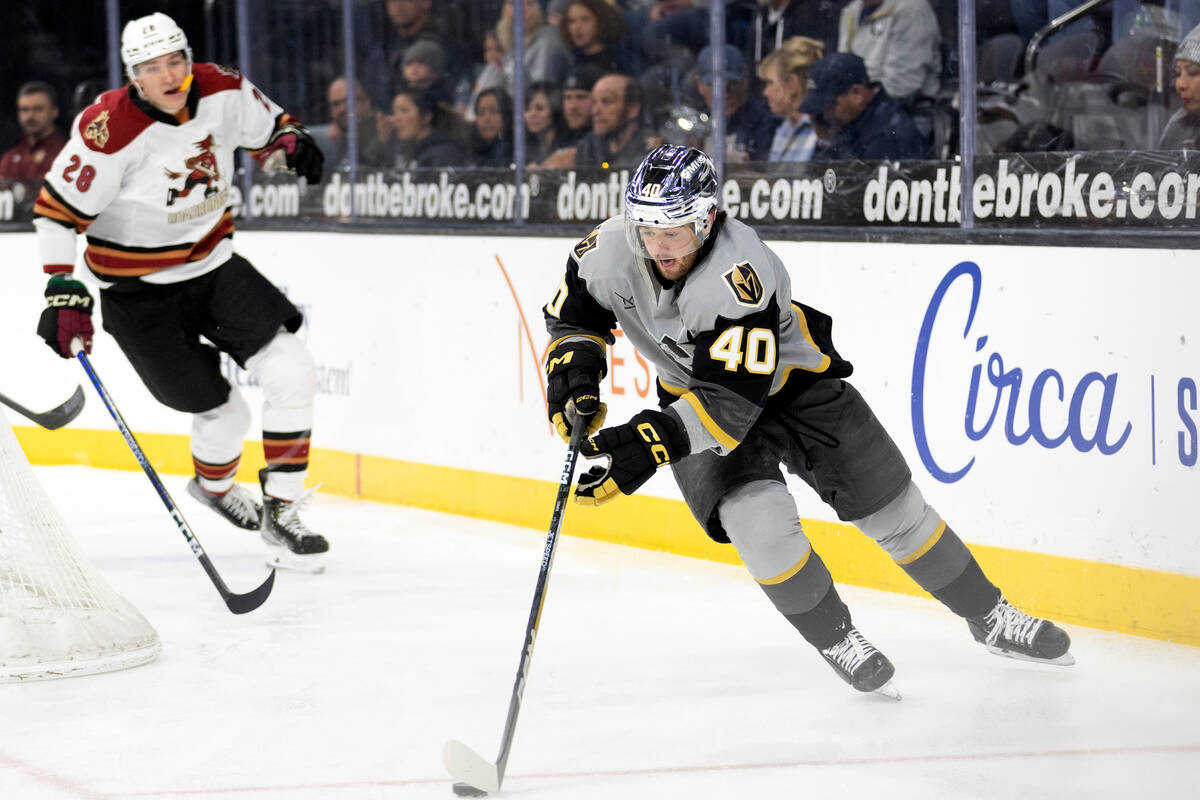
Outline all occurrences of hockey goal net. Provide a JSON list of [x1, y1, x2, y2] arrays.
[[0, 405, 160, 681]]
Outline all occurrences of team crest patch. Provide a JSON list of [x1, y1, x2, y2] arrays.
[[723, 261, 764, 306], [84, 110, 110, 149], [573, 226, 601, 259]]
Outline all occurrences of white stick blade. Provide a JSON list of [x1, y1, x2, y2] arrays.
[[443, 739, 500, 794]]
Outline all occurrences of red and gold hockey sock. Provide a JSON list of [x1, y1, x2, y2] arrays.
[[262, 429, 310, 473], [262, 429, 311, 501], [192, 453, 240, 495]]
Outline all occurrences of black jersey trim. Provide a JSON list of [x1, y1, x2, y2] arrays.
[[39, 182, 99, 221]]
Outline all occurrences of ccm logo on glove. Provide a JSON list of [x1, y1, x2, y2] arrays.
[[575, 409, 690, 506], [545, 337, 608, 442], [37, 273, 94, 358]]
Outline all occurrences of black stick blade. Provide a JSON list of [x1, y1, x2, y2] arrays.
[[0, 385, 85, 430], [452, 782, 490, 797], [223, 569, 276, 614]]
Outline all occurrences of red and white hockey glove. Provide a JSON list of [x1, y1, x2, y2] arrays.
[[37, 273, 94, 358], [575, 410, 689, 506], [257, 121, 324, 183]]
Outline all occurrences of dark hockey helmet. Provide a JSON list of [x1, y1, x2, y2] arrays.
[[623, 145, 718, 260]]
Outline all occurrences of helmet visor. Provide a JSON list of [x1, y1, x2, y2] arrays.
[[623, 218, 705, 262]]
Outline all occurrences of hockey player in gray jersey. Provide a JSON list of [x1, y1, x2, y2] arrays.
[[544, 145, 1073, 697]]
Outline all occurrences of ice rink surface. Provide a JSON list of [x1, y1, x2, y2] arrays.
[[2, 466, 1198, 799]]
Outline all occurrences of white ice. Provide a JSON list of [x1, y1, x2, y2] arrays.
[[2, 465, 1198, 799]]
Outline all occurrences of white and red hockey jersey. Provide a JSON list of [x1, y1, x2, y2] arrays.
[[34, 63, 288, 287]]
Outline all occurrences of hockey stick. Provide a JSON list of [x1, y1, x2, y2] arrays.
[[74, 345, 275, 615], [443, 421, 588, 797], [0, 385, 85, 430]]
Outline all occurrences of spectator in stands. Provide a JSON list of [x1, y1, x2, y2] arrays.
[[311, 76, 392, 170], [1160, 22, 1200, 148], [750, 0, 841, 67], [802, 52, 927, 160], [560, 0, 625, 75], [561, 64, 604, 145], [524, 81, 570, 167], [621, 0, 759, 73], [838, 0, 942, 105], [548, 0, 571, 27], [0, 81, 65, 193], [358, 0, 457, 110], [694, 43, 779, 162], [496, 0, 573, 90], [758, 36, 825, 162], [467, 30, 508, 118], [443, 0, 506, 67], [623, 0, 709, 69], [390, 87, 468, 168], [539, 65, 604, 167], [400, 39, 453, 105], [574, 72, 657, 167], [471, 86, 515, 167]]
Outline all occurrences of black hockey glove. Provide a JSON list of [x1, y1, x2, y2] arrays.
[[575, 409, 690, 507], [546, 337, 607, 443], [37, 273, 94, 358], [258, 121, 324, 183]]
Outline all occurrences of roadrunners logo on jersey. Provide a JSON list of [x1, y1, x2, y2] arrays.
[[165, 134, 221, 207], [84, 111, 110, 149], [723, 261, 764, 307]]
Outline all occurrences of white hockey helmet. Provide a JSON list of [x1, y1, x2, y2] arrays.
[[623, 145, 719, 261], [121, 12, 192, 79]]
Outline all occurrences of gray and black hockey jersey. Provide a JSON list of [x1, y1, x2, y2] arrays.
[[544, 214, 852, 455]]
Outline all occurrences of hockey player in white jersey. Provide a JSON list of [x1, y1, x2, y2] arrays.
[[544, 145, 1074, 696], [33, 12, 328, 572]]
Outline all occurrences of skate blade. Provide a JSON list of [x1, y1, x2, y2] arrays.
[[264, 543, 327, 574], [873, 679, 902, 701], [986, 645, 1076, 666]]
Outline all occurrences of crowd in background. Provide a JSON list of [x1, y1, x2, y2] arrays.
[[4, 0, 1200, 189]]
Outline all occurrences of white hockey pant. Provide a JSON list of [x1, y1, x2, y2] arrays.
[[191, 332, 316, 497]]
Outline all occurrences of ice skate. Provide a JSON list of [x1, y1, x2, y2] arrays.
[[259, 470, 328, 573], [186, 478, 261, 530], [820, 628, 901, 700], [968, 597, 1075, 666]]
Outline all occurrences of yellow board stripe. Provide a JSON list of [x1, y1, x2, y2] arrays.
[[14, 426, 1200, 647], [758, 544, 813, 586], [895, 520, 947, 565]]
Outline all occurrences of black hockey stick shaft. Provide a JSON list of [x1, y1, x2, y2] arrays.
[[75, 349, 275, 615], [0, 385, 85, 430], [494, 422, 587, 787]]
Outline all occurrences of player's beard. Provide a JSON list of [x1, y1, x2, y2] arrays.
[[654, 250, 698, 282]]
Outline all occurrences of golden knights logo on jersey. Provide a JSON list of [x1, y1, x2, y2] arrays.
[[573, 226, 601, 259], [84, 111, 111, 149], [723, 261, 764, 307], [165, 134, 222, 207]]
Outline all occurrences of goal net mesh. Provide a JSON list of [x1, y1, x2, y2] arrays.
[[0, 405, 160, 681]]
